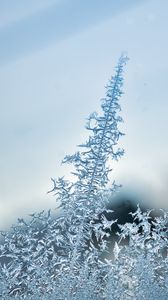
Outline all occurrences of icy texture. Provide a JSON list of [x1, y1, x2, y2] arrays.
[[0, 55, 167, 299]]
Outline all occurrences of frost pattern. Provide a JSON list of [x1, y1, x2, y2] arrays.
[[0, 55, 167, 299]]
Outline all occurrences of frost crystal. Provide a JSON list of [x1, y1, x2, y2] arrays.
[[0, 55, 167, 299]]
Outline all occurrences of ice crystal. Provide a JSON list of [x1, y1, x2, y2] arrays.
[[0, 55, 167, 299]]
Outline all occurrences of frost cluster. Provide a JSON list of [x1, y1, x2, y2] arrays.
[[0, 56, 167, 299]]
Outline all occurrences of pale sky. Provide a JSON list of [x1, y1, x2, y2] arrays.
[[0, 0, 168, 229]]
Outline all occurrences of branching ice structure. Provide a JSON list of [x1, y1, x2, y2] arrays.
[[0, 55, 167, 299]]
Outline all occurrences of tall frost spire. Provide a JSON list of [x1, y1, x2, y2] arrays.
[[62, 54, 129, 211]]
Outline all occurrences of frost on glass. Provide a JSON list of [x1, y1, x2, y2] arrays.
[[0, 55, 167, 299]]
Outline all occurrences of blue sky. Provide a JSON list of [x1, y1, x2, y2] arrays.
[[0, 0, 168, 229], [0, 0, 144, 65]]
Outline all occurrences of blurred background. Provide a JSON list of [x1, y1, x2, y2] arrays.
[[0, 0, 168, 229]]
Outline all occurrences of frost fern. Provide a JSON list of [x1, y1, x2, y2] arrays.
[[0, 55, 167, 300]]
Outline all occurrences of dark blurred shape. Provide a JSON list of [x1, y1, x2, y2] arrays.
[[91, 191, 162, 259]]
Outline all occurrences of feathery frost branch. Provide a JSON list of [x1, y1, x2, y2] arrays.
[[0, 55, 167, 300], [52, 54, 129, 216]]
